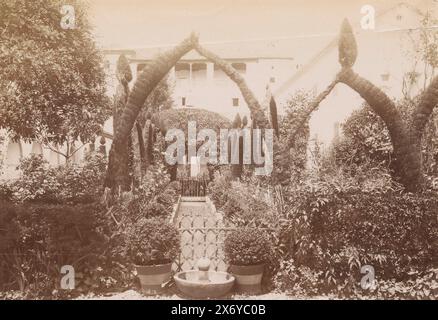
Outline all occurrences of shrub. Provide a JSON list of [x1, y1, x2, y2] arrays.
[[273, 260, 325, 296], [332, 102, 438, 179], [10, 152, 107, 204], [269, 90, 312, 186], [12, 154, 60, 203], [0, 201, 127, 298], [277, 181, 438, 293], [56, 152, 107, 203], [0, 181, 13, 201], [124, 164, 177, 220], [224, 228, 273, 266], [208, 171, 280, 229], [123, 217, 180, 266], [208, 170, 232, 210], [274, 260, 438, 299]]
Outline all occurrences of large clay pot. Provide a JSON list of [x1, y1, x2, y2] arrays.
[[135, 262, 172, 295], [229, 264, 265, 294]]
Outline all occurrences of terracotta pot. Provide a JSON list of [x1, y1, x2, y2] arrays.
[[229, 263, 265, 294], [135, 262, 172, 295]]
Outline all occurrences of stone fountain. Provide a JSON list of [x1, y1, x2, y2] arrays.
[[174, 258, 235, 298]]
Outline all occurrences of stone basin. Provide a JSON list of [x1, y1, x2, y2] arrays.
[[174, 270, 235, 298]]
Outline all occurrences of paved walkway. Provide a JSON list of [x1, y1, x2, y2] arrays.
[[175, 199, 227, 271]]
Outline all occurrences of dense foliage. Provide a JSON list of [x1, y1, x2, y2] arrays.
[[224, 228, 273, 266], [156, 108, 231, 135], [274, 175, 438, 298], [332, 101, 438, 183], [123, 217, 180, 266], [269, 91, 312, 185], [6, 153, 107, 204], [111, 163, 179, 221], [0, 201, 125, 298], [0, 0, 111, 147], [208, 170, 279, 229], [0, 160, 179, 298]]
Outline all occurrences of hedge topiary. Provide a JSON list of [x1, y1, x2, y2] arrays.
[[280, 184, 438, 282], [224, 228, 272, 266], [124, 217, 180, 266]]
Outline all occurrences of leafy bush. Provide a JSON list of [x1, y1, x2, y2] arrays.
[[8, 153, 107, 204], [273, 260, 325, 296], [56, 153, 107, 203], [123, 217, 180, 266], [116, 164, 178, 221], [0, 163, 179, 297], [269, 90, 312, 186], [224, 228, 273, 266], [333, 101, 438, 180], [208, 170, 232, 210], [274, 260, 438, 299], [369, 268, 438, 300], [12, 154, 60, 202], [0, 201, 129, 298], [0, 181, 13, 201], [208, 171, 280, 229], [277, 181, 437, 293]]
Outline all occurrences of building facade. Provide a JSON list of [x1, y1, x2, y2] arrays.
[[1, 1, 435, 180]]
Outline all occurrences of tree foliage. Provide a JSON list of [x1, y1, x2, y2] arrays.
[[338, 19, 357, 68], [0, 0, 110, 146], [334, 100, 438, 182], [270, 91, 313, 186]]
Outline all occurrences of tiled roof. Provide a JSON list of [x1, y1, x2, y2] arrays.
[[103, 39, 298, 61]]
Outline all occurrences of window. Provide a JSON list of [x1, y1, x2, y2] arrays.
[[182, 97, 186, 106], [192, 63, 206, 78], [137, 64, 146, 72], [175, 63, 190, 79], [232, 98, 239, 107], [214, 64, 226, 79]]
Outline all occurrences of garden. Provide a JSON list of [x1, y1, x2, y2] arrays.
[[0, 0, 437, 300]]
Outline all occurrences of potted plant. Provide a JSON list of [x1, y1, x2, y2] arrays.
[[124, 217, 180, 295], [224, 227, 272, 294]]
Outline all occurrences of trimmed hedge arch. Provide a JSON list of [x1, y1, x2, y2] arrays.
[[289, 19, 438, 192], [105, 34, 269, 190]]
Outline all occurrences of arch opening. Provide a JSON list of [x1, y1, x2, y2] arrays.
[[105, 34, 270, 190]]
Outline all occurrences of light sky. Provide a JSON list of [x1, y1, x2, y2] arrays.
[[87, 0, 416, 48]]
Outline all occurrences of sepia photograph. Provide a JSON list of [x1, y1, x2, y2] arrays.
[[0, 0, 437, 306]]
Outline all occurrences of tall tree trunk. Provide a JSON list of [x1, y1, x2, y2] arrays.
[[105, 34, 198, 190]]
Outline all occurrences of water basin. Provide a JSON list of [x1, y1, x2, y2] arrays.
[[174, 270, 235, 298]]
